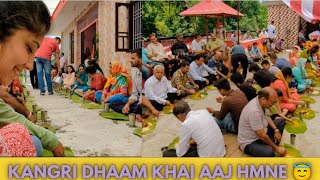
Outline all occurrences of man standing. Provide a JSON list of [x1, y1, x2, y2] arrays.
[[29, 59, 38, 89], [59, 52, 66, 72], [189, 54, 217, 89], [207, 78, 248, 134], [267, 21, 276, 40], [238, 87, 286, 157], [35, 37, 60, 95], [163, 101, 225, 157], [171, 61, 199, 97], [230, 44, 249, 79]]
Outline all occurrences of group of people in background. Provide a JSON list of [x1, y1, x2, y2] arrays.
[[140, 19, 320, 157]]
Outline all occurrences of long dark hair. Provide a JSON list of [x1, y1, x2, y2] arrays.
[[0, 1, 51, 42], [67, 65, 75, 73], [88, 60, 104, 75]]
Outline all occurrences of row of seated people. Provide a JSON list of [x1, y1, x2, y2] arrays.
[[159, 45, 320, 157], [162, 60, 313, 157], [51, 49, 162, 121]]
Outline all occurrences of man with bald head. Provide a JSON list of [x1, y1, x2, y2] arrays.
[[145, 65, 180, 111], [207, 51, 228, 79], [238, 87, 286, 157]]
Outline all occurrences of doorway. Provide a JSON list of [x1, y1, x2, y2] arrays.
[[81, 22, 96, 64]]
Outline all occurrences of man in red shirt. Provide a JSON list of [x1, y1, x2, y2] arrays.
[[35, 37, 60, 95]]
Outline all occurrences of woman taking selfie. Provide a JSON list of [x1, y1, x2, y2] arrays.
[[0, 1, 64, 156]]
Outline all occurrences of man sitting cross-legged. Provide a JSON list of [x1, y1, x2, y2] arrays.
[[145, 65, 180, 111], [171, 61, 199, 97], [121, 48, 159, 120], [207, 78, 248, 134], [189, 54, 217, 89], [238, 87, 286, 157], [162, 101, 225, 157]]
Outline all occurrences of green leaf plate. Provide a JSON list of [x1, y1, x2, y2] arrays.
[[284, 117, 307, 134], [43, 147, 74, 157], [99, 111, 129, 121], [295, 107, 316, 120], [310, 89, 320, 96], [142, 118, 157, 135], [276, 144, 302, 157], [133, 127, 142, 138], [300, 96, 316, 104], [207, 85, 217, 90], [80, 103, 102, 109], [168, 137, 179, 150], [37, 122, 57, 134], [163, 105, 173, 114], [189, 92, 208, 100]]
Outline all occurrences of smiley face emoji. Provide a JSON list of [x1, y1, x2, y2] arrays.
[[293, 163, 311, 180]]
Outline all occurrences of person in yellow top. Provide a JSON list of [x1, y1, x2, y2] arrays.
[[206, 33, 225, 55], [259, 42, 268, 58]]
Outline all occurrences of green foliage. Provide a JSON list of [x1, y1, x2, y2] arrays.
[[143, 0, 268, 37]]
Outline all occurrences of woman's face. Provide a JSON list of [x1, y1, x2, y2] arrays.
[[79, 67, 84, 74], [0, 30, 43, 86], [67, 66, 72, 73]]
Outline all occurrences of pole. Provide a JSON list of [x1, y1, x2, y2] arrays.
[[205, 16, 208, 42], [237, 1, 240, 44]]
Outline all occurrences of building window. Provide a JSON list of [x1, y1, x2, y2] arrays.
[[70, 31, 75, 64], [115, 3, 130, 52], [130, 1, 142, 50], [115, 1, 142, 52]]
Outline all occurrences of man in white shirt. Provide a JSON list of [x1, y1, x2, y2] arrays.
[[144, 65, 180, 111], [266, 21, 276, 40], [59, 52, 66, 72], [189, 54, 217, 89], [147, 33, 179, 79], [259, 28, 269, 38], [191, 34, 206, 55], [244, 30, 253, 40], [163, 101, 225, 157]]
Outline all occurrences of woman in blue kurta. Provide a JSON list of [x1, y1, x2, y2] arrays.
[[292, 58, 312, 92], [71, 64, 89, 95]]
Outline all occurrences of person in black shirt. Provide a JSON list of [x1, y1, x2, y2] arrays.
[[230, 72, 258, 101], [249, 64, 275, 88], [171, 34, 193, 63]]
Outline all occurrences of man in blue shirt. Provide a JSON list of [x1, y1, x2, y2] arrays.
[[189, 54, 217, 89], [250, 42, 263, 62], [207, 51, 228, 79], [270, 54, 291, 70]]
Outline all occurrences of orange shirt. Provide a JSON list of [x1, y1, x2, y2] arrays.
[[35, 38, 59, 61]]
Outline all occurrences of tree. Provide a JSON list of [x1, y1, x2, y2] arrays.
[[142, 0, 268, 37]]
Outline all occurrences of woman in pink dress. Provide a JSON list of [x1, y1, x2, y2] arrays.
[[289, 45, 301, 66], [270, 68, 305, 112], [0, 123, 36, 156]]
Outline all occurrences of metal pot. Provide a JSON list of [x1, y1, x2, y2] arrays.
[[52, 76, 63, 85]]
